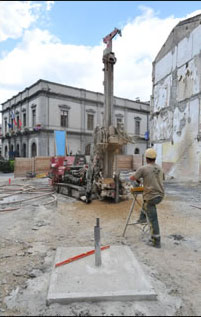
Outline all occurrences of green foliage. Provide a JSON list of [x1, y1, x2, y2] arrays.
[[0, 159, 14, 173], [9, 160, 15, 172]]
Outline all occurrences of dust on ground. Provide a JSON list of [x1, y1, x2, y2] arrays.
[[0, 176, 201, 316]]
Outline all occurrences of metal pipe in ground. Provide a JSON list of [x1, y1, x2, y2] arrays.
[[94, 218, 101, 266], [115, 171, 120, 203]]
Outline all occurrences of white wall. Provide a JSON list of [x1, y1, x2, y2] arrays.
[[152, 22, 201, 180]]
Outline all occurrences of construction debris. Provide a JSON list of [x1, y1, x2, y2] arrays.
[[0, 182, 56, 209], [0, 176, 200, 315]]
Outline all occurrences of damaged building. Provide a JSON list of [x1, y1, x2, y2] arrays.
[[151, 13, 201, 181], [1, 79, 150, 159]]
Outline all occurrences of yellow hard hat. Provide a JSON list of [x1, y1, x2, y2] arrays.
[[145, 148, 157, 159]]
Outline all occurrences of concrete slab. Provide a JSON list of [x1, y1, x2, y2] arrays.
[[47, 246, 157, 304]]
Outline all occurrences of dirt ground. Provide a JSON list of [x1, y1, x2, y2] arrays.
[[0, 175, 201, 316]]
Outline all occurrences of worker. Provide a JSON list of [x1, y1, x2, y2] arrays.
[[130, 148, 165, 248]]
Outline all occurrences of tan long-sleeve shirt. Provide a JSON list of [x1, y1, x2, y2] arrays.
[[134, 163, 165, 201]]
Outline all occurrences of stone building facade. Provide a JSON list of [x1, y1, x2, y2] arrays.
[[1, 79, 150, 159], [151, 14, 201, 181], [0, 124, 2, 156]]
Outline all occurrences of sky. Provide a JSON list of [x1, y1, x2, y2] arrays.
[[1, 0, 201, 111]]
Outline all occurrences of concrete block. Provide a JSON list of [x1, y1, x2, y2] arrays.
[[47, 246, 157, 304]]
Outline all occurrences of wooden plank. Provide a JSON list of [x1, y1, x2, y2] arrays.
[[14, 158, 34, 178], [35, 157, 51, 174], [114, 155, 133, 171], [14, 157, 51, 178], [132, 154, 143, 171]]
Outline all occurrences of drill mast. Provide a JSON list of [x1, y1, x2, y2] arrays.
[[102, 28, 121, 176]]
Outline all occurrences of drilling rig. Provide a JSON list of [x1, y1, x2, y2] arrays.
[[50, 28, 133, 203], [92, 28, 133, 202], [102, 28, 122, 178]]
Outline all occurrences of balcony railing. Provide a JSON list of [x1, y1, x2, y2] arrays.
[[2, 124, 43, 138], [133, 132, 149, 141]]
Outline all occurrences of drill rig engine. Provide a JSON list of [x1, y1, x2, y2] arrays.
[[49, 154, 91, 201]]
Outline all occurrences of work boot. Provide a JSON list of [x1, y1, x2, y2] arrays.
[[136, 211, 147, 224], [146, 238, 161, 248]]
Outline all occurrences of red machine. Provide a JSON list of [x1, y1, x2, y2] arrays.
[[49, 154, 92, 200], [50, 156, 72, 184], [49, 154, 87, 186]]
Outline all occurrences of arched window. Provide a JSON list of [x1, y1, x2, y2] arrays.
[[85, 144, 91, 155], [10, 144, 14, 159], [134, 148, 140, 154], [16, 144, 20, 157], [22, 144, 26, 157], [5, 145, 8, 159], [31, 142, 37, 157]]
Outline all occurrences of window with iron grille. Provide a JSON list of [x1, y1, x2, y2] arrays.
[[87, 114, 94, 130], [60, 110, 68, 128]]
